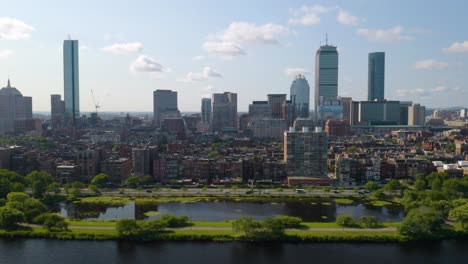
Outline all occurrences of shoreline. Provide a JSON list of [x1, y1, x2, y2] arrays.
[[2, 221, 466, 244]]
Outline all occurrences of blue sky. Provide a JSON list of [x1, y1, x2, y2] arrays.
[[0, 0, 467, 112]]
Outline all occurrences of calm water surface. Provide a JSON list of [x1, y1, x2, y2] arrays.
[[0, 239, 467, 264], [61, 201, 404, 222]]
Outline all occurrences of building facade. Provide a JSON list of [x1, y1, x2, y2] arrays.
[[211, 92, 237, 132], [63, 39, 80, 127], [201, 98, 211, 129], [153, 90, 179, 127], [0, 79, 33, 135], [290, 74, 310, 118], [284, 127, 328, 178], [267, 94, 287, 119], [368, 52, 385, 101], [315, 44, 338, 121]]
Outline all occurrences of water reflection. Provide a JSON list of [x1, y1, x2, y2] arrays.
[[61, 200, 404, 222]]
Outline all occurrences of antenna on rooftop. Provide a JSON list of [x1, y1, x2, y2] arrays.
[[326, 33, 328, 45]]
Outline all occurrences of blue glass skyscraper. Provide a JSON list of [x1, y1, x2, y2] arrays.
[[63, 39, 80, 127], [290, 74, 310, 118], [368, 52, 385, 101]]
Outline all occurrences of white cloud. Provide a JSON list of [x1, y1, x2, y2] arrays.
[[357, 26, 412, 43], [129, 55, 170, 75], [413, 59, 449, 70], [337, 10, 361, 26], [284, 67, 310, 77], [203, 21, 288, 58], [192, 55, 205, 61], [210, 21, 289, 44], [0, 49, 13, 59], [432, 86, 448, 92], [397, 88, 429, 97], [443, 41, 468, 53], [180, 66, 222, 82], [289, 5, 329, 25], [79, 46, 90, 52], [0, 17, 35, 40], [202, 41, 246, 58], [102, 42, 144, 54]]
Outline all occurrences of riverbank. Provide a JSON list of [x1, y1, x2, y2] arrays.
[[74, 195, 400, 207], [1, 221, 466, 243]]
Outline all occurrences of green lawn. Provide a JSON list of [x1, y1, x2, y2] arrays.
[[333, 198, 355, 205], [67, 220, 116, 227]]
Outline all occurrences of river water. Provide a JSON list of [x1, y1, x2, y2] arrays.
[[0, 239, 466, 264], [61, 201, 404, 222]]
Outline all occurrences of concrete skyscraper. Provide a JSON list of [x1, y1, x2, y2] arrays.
[[290, 74, 310, 118], [0, 79, 33, 135], [63, 39, 80, 127], [153, 90, 179, 127], [211, 92, 237, 132], [314, 42, 338, 121], [368, 52, 385, 101], [51, 94, 65, 128]]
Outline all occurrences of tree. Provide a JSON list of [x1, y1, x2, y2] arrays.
[[127, 176, 139, 188], [33, 213, 68, 231], [88, 185, 100, 195], [347, 146, 357, 153], [263, 216, 302, 236], [232, 217, 262, 236], [139, 175, 153, 186], [6, 192, 47, 222], [0, 206, 25, 229], [91, 173, 109, 188], [414, 179, 427, 191], [336, 215, 356, 227], [139, 219, 167, 234], [364, 181, 378, 191], [431, 177, 443, 192], [116, 219, 141, 237], [25, 171, 54, 198], [47, 182, 61, 195], [449, 203, 468, 230], [359, 216, 380, 228], [159, 214, 191, 228], [398, 207, 444, 239], [442, 178, 462, 197], [0, 170, 24, 198]]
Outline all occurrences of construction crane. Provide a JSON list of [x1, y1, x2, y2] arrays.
[[90, 89, 100, 115]]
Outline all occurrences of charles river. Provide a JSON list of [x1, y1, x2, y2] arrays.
[[0, 239, 467, 264]]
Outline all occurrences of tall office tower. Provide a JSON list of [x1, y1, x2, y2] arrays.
[[51, 94, 65, 128], [290, 74, 310, 118], [284, 127, 328, 178], [408, 103, 426, 126], [314, 42, 338, 121], [211, 92, 237, 132], [201, 98, 212, 124], [282, 99, 296, 127], [0, 79, 33, 134], [132, 148, 150, 177], [248, 101, 271, 118], [267, 94, 287, 118], [339, 97, 352, 124], [63, 39, 80, 127], [368, 52, 385, 101], [153, 90, 179, 127]]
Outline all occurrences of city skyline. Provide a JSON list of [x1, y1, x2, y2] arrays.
[[1, 0, 467, 112]]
